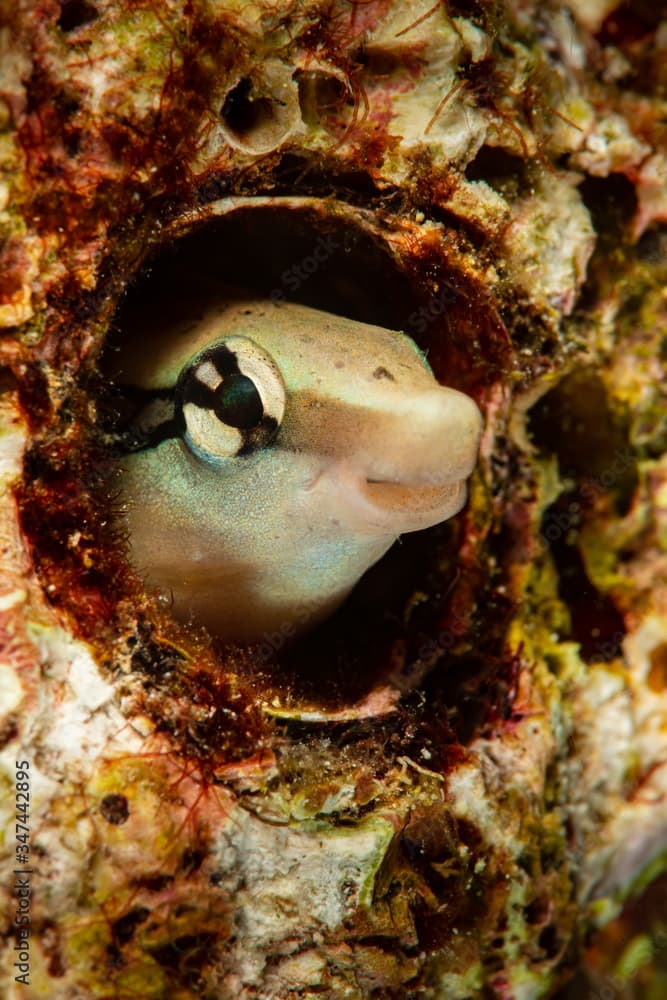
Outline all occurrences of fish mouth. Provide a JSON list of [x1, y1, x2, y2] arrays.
[[362, 477, 467, 520]]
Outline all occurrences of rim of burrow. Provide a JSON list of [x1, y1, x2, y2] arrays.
[[15, 195, 515, 740]]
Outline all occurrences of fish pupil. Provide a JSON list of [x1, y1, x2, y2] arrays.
[[213, 373, 264, 428]]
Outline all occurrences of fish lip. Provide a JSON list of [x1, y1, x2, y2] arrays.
[[361, 477, 467, 519], [301, 465, 469, 533], [364, 476, 463, 490]]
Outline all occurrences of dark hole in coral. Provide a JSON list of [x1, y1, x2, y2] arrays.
[[181, 847, 206, 874], [578, 173, 637, 237], [100, 793, 129, 825], [465, 144, 526, 191], [98, 203, 502, 727], [63, 130, 81, 158], [137, 873, 174, 892], [273, 153, 387, 204], [359, 48, 408, 77], [112, 907, 150, 945], [150, 933, 219, 981], [53, 90, 82, 120], [0, 714, 19, 752], [296, 70, 350, 129], [107, 204, 414, 332], [525, 895, 550, 926], [106, 943, 124, 969], [447, 0, 490, 26], [528, 368, 638, 514], [539, 492, 626, 662], [538, 923, 561, 959], [220, 78, 277, 143], [637, 224, 667, 265], [57, 0, 98, 32], [597, 0, 662, 45]]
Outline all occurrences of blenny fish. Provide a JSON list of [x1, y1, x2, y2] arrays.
[[106, 297, 482, 641]]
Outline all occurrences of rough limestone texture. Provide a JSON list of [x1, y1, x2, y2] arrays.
[[0, 1, 666, 998]]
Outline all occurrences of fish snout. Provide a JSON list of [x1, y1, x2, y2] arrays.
[[304, 385, 482, 535], [364, 385, 482, 484]]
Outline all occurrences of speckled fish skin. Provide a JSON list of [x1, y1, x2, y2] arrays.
[[109, 297, 482, 641]]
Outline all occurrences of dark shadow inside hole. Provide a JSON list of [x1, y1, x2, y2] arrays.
[[597, 0, 662, 46], [528, 367, 638, 514], [271, 152, 386, 203], [540, 493, 626, 663], [538, 924, 561, 959], [637, 224, 667, 265], [296, 71, 350, 129], [446, 0, 489, 26], [57, 0, 98, 32], [103, 206, 478, 708], [528, 369, 633, 662], [464, 144, 527, 191], [220, 78, 277, 143], [107, 205, 417, 341], [64, 130, 81, 158], [253, 520, 458, 710], [578, 173, 637, 238]]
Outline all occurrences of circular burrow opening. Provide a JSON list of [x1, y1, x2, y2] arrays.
[[95, 201, 497, 716], [15, 196, 510, 737], [295, 68, 353, 133], [57, 0, 98, 33], [220, 64, 301, 154]]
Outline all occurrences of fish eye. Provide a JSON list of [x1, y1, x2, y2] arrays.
[[178, 335, 286, 462], [213, 373, 264, 428]]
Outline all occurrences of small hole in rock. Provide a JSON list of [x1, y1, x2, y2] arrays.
[[597, 0, 661, 46], [98, 202, 487, 714], [221, 78, 280, 147], [57, 0, 98, 32], [539, 491, 626, 663], [64, 131, 81, 158], [528, 368, 638, 514], [296, 70, 350, 129], [538, 923, 561, 958], [112, 907, 150, 945], [465, 144, 526, 189], [100, 793, 129, 825], [578, 173, 637, 237], [362, 50, 407, 77], [637, 225, 667, 265], [525, 895, 550, 925]]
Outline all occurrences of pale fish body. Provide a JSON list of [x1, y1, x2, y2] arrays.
[[108, 298, 483, 641]]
